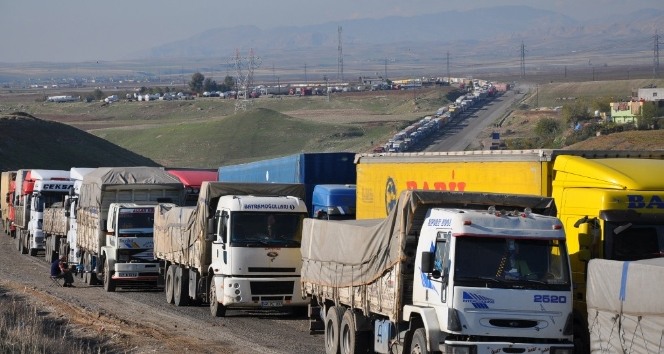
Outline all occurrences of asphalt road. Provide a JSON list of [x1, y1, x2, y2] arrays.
[[425, 88, 527, 152]]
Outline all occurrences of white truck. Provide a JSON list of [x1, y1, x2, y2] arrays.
[[42, 168, 96, 264], [76, 167, 184, 292], [153, 182, 308, 316], [301, 190, 575, 354], [586, 258, 664, 354], [14, 169, 75, 257]]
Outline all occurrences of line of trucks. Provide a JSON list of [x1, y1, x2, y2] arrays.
[[1, 149, 664, 354]]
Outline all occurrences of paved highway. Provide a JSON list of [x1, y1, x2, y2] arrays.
[[425, 87, 527, 152]]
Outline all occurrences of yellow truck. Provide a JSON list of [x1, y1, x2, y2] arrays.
[[355, 149, 664, 354]]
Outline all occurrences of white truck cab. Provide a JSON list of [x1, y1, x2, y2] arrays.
[[209, 195, 308, 311], [102, 203, 159, 290], [413, 207, 574, 354]]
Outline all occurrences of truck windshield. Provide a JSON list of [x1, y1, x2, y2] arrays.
[[604, 222, 664, 261], [118, 209, 155, 233], [453, 236, 571, 290], [36, 193, 66, 212], [230, 212, 304, 247]]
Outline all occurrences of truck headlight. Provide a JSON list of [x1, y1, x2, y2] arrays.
[[445, 345, 476, 354], [551, 347, 573, 354]]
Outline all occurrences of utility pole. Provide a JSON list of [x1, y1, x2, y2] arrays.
[[654, 30, 661, 78], [337, 26, 344, 81], [384, 59, 388, 78], [520, 41, 526, 80], [304, 63, 308, 85], [446, 51, 451, 84], [324, 75, 329, 102]]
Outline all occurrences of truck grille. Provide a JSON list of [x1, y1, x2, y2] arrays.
[[248, 267, 296, 273], [249, 281, 294, 295]]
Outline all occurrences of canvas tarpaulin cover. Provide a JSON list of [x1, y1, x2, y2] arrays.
[[79, 167, 183, 208], [587, 258, 664, 354], [301, 190, 555, 287]]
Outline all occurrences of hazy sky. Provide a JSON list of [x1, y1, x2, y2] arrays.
[[1, 0, 662, 63]]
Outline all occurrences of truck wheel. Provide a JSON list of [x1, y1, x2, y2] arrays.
[[324, 306, 344, 354], [410, 328, 428, 354], [28, 234, 38, 257], [174, 266, 189, 306], [19, 232, 28, 254], [46, 239, 58, 263], [165, 264, 175, 304], [209, 277, 227, 317], [103, 259, 116, 292], [15, 232, 22, 252], [340, 309, 369, 354]]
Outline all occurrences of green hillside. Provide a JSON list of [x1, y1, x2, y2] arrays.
[[92, 108, 396, 168], [0, 112, 159, 171]]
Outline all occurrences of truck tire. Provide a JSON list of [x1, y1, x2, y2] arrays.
[[165, 264, 175, 304], [410, 328, 428, 354], [46, 238, 58, 263], [209, 277, 227, 317], [174, 266, 189, 306], [340, 309, 369, 354], [19, 231, 28, 254], [15, 232, 22, 252], [324, 306, 344, 354], [28, 234, 38, 257], [103, 259, 116, 292]]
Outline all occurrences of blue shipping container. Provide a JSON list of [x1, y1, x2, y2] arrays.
[[218, 152, 357, 214]]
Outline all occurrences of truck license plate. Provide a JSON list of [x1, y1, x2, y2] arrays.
[[261, 301, 283, 307], [118, 272, 138, 277]]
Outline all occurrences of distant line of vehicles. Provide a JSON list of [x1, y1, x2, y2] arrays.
[[2, 146, 664, 354]]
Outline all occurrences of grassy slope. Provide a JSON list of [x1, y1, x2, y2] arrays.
[[92, 107, 394, 168], [0, 112, 159, 171]]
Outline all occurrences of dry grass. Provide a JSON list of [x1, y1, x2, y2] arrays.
[[0, 291, 113, 354]]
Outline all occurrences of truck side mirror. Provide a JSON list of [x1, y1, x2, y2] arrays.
[[578, 249, 591, 262], [206, 217, 216, 242], [220, 212, 229, 244], [578, 223, 592, 247], [421, 251, 434, 274]]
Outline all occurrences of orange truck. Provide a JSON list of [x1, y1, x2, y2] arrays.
[[354, 149, 664, 354]]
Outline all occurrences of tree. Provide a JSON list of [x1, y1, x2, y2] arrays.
[[561, 100, 590, 126], [189, 72, 205, 93], [639, 102, 658, 129], [534, 117, 562, 138], [217, 75, 235, 92], [92, 88, 104, 100], [590, 97, 615, 115], [203, 78, 218, 92]]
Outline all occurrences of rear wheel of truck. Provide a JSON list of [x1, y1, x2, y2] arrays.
[[47, 238, 58, 263], [84, 253, 99, 285], [174, 266, 189, 306], [28, 234, 38, 257], [410, 328, 428, 354], [103, 259, 116, 292], [209, 277, 227, 317], [15, 231, 22, 252], [19, 231, 28, 254], [340, 309, 369, 354], [165, 264, 175, 304], [324, 306, 344, 354]]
